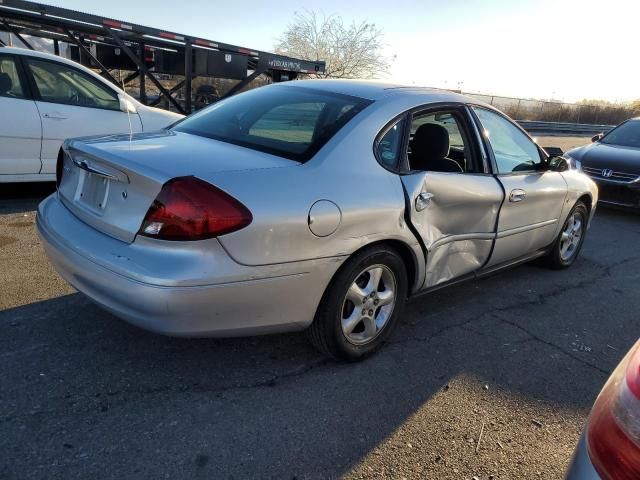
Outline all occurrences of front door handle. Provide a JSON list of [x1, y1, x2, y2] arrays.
[[509, 189, 527, 202], [415, 192, 434, 211]]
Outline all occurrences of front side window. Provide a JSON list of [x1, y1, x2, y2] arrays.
[[26, 58, 120, 110], [175, 85, 371, 162], [0, 55, 25, 99], [473, 107, 543, 174], [601, 120, 640, 149]]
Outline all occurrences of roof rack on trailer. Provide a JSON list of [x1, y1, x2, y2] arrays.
[[0, 0, 326, 113]]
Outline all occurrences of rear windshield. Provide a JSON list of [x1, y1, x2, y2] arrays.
[[601, 120, 640, 149], [174, 85, 372, 162]]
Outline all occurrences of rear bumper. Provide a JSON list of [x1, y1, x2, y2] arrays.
[[37, 193, 345, 337], [565, 433, 600, 480]]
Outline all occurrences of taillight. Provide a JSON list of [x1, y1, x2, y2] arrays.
[[138, 176, 252, 241], [587, 341, 640, 480], [56, 148, 65, 189]]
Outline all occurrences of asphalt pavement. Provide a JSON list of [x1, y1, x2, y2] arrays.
[[1, 184, 639, 479]]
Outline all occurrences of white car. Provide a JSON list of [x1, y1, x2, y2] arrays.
[[0, 46, 183, 182]]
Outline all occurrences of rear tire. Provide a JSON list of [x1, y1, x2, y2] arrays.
[[307, 245, 408, 361], [541, 201, 588, 269]]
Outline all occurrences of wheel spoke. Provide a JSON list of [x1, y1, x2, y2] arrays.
[[561, 232, 570, 242], [566, 215, 575, 231], [559, 241, 569, 256], [572, 218, 582, 234], [377, 289, 394, 307], [342, 309, 362, 335], [365, 267, 383, 294], [346, 282, 366, 304], [362, 316, 377, 338]]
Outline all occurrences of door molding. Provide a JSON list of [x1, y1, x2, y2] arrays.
[[430, 232, 496, 250], [496, 218, 558, 239]]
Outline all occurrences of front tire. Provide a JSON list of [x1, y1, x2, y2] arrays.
[[542, 201, 588, 269], [307, 245, 408, 361]]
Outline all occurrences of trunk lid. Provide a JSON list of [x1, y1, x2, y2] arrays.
[[58, 130, 296, 243]]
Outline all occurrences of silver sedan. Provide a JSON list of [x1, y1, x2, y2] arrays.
[[37, 80, 598, 360]]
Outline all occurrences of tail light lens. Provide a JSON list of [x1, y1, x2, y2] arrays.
[[587, 340, 640, 480], [56, 148, 65, 189], [139, 176, 252, 241]]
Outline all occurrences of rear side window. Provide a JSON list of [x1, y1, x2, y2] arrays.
[[375, 118, 406, 169], [175, 85, 372, 162], [26, 58, 120, 110], [0, 55, 25, 99]]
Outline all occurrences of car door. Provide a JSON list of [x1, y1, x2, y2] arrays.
[[0, 53, 42, 175], [388, 105, 504, 289], [23, 57, 143, 174], [470, 107, 568, 267]]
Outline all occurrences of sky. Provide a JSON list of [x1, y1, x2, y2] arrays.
[[41, 0, 640, 102]]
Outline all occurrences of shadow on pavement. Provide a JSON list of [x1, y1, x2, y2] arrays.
[[0, 182, 55, 215], [1, 208, 640, 478]]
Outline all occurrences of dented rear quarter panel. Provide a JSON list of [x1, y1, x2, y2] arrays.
[[209, 96, 430, 290]]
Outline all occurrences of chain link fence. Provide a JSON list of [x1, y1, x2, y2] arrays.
[[465, 93, 639, 125]]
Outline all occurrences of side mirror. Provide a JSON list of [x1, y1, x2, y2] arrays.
[[118, 94, 138, 114], [591, 133, 604, 143], [547, 156, 569, 172]]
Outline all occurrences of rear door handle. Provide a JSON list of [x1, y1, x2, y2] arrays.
[[509, 189, 526, 202], [42, 112, 68, 120], [415, 192, 434, 211]]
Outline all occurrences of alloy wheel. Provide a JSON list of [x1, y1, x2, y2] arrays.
[[560, 211, 584, 261], [340, 265, 397, 345]]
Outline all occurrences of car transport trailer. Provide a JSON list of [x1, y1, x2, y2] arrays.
[[0, 0, 326, 114]]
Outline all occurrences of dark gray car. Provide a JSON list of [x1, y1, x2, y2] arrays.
[[565, 118, 640, 208]]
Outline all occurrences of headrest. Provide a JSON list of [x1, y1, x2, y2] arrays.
[[0, 72, 12, 94], [412, 123, 450, 161]]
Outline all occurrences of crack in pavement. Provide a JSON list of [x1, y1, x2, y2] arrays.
[[0, 408, 60, 425], [389, 254, 640, 372], [493, 314, 610, 376], [3, 254, 637, 425], [0, 358, 331, 424]]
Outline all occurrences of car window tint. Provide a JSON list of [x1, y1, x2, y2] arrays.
[[376, 118, 406, 169], [26, 59, 120, 110], [0, 55, 25, 99], [175, 85, 372, 162], [473, 107, 542, 173], [249, 103, 324, 144]]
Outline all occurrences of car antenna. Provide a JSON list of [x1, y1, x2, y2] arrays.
[[121, 74, 133, 142]]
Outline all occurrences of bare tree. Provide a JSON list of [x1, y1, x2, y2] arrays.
[[275, 10, 392, 79]]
